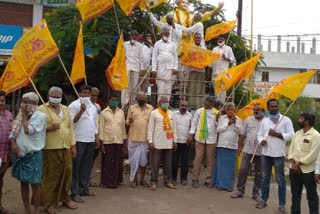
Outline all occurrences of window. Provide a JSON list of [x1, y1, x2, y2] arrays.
[[261, 71, 269, 82]]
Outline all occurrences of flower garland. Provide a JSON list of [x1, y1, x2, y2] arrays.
[[175, 8, 190, 28]]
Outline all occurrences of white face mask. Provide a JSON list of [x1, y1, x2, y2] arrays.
[[49, 97, 62, 104], [81, 97, 92, 105], [130, 39, 136, 44], [162, 36, 169, 42], [218, 42, 225, 47]]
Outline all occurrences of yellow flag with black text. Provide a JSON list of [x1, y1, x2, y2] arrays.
[[105, 33, 128, 90], [215, 53, 261, 95], [205, 20, 236, 41], [70, 21, 86, 84]]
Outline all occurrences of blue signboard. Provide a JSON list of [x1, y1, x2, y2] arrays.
[[0, 25, 23, 55]]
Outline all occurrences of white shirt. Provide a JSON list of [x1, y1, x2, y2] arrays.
[[124, 41, 144, 72], [183, 22, 205, 47], [141, 44, 152, 70], [190, 107, 218, 144], [315, 147, 320, 174], [257, 114, 294, 157], [147, 109, 177, 149], [173, 111, 192, 144], [148, 12, 184, 45], [68, 98, 98, 143], [210, 45, 235, 78], [152, 39, 178, 81], [217, 115, 242, 149]]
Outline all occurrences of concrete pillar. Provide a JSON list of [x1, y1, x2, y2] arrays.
[[310, 48, 314, 54], [312, 38, 316, 54], [277, 36, 281, 52], [286, 42, 290, 53], [297, 37, 301, 53], [258, 34, 262, 51], [268, 40, 271, 52], [292, 47, 295, 53], [302, 42, 305, 53], [32, 5, 43, 26]]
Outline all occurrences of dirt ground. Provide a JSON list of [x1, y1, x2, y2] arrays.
[[2, 158, 312, 214]]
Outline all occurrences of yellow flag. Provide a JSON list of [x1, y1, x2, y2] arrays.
[[181, 42, 220, 70], [236, 99, 267, 121], [269, 69, 317, 100], [215, 53, 262, 95], [76, 0, 114, 23], [70, 21, 86, 84], [116, 0, 143, 16], [139, 0, 166, 10], [12, 19, 59, 79], [0, 56, 28, 94], [205, 20, 236, 41], [105, 33, 128, 90]]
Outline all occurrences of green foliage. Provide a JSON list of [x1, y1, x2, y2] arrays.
[[279, 97, 320, 132]]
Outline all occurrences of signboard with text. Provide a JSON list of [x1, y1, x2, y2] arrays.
[[0, 0, 77, 7], [0, 25, 23, 55]]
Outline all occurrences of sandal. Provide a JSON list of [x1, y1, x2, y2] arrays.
[[63, 202, 78, 210], [89, 180, 100, 187], [130, 181, 137, 188], [139, 180, 150, 187], [230, 192, 243, 198], [46, 206, 56, 214], [71, 195, 85, 203], [0, 207, 14, 214]]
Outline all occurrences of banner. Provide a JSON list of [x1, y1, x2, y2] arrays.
[[105, 33, 128, 90], [76, 0, 114, 23], [181, 42, 220, 70], [236, 99, 267, 121], [0, 25, 23, 55], [116, 0, 143, 16], [12, 19, 59, 78], [70, 21, 86, 84], [269, 69, 317, 100], [215, 53, 262, 95], [0, 56, 28, 94], [205, 20, 236, 41], [139, 0, 166, 10]]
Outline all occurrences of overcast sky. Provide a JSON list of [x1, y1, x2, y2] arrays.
[[201, 0, 320, 53]]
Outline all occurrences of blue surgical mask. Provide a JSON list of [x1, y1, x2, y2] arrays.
[[161, 103, 169, 110]]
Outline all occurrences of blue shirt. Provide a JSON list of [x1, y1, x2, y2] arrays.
[[9, 111, 47, 157]]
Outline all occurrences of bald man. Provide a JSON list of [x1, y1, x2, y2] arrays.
[[172, 101, 192, 185]]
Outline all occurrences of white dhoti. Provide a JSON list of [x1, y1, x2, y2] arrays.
[[156, 68, 173, 102], [128, 140, 149, 182], [121, 70, 139, 107]]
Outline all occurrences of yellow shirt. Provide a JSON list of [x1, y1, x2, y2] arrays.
[[288, 127, 320, 173], [126, 104, 153, 142], [99, 107, 126, 144], [39, 103, 76, 150]]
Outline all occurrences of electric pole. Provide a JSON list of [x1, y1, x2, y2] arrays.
[[237, 0, 243, 36]]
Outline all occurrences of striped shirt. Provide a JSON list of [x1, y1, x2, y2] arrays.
[[241, 116, 264, 155], [0, 110, 13, 162]]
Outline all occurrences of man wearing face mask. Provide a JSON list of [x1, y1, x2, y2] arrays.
[[210, 35, 235, 104], [152, 28, 178, 102], [256, 99, 294, 213], [231, 103, 265, 200], [288, 113, 320, 214], [212, 103, 242, 191], [68, 85, 98, 202], [187, 97, 219, 188], [122, 30, 145, 107], [147, 96, 177, 191], [9, 92, 46, 214], [147, 6, 184, 48], [172, 100, 192, 186], [99, 94, 126, 189], [39, 87, 78, 213], [126, 92, 153, 188]]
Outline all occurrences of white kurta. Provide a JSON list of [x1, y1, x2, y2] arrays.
[[217, 115, 242, 149], [183, 22, 205, 47], [152, 39, 178, 102], [173, 111, 192, 144], [122, 41, 145, 106]]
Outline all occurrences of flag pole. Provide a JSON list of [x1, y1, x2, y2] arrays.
[[58, 54, 89, 115], [113, 4, 121, 36], [249, 0, 253, 102], [250, 99, 296, 163], [218, 81, 242, 112]]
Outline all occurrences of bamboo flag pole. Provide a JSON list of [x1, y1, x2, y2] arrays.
[[218, 81, 242, 112], [113, 4, 121, 36], [58, 54, 89, 115], [250, 99, 296, 163]]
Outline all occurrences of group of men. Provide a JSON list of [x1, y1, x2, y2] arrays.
[[0, 85, 320, 214]]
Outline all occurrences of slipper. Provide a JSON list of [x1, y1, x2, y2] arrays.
[[45, 206, 56, 214], [71, 196, 85, 203], [63, 202, 78, 210], [0, 207, 14, 214], [89, 181, 99, 187]]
